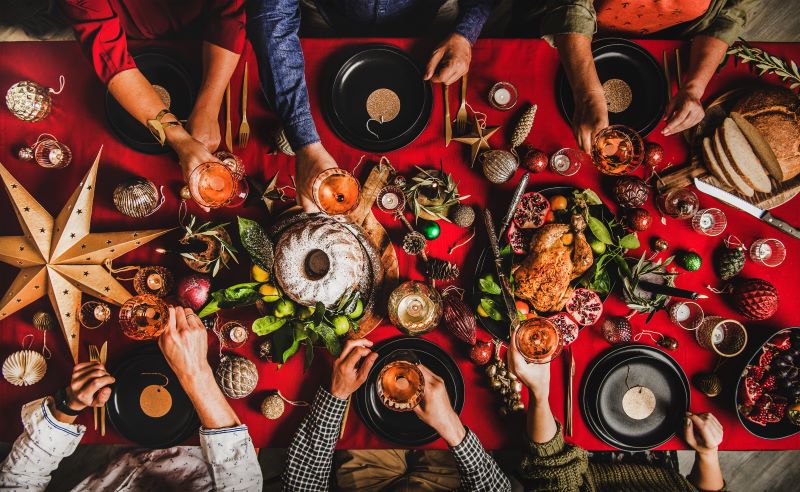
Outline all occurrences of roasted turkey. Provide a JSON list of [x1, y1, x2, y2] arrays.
[[513, 221, 593, 312]]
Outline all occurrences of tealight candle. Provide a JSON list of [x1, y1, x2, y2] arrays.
[[488, 82, 518, 111], [146, 273, 164, 291], [493, 88, 511, 106]]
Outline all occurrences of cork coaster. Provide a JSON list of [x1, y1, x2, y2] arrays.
[[152, 84, 172, 109], [603, 79, 632, 114], [621, 385, 656, 420], [139, 384, 173, 418], [366, 88, 401, 123]]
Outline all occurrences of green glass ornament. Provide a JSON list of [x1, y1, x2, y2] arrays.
[[679, 251, 702, 272], [421, 220, 441, 240], [715, 245, 745, 281]]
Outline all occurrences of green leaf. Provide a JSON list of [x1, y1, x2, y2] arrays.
[[272, 327, 296, 363], [238, 216, 275, 272], [479, 276, 501, 295], [310, 322, 342, 357], [480, 298, 504, 321], [587, 216, 613, 245], [500, 244, 512, 257], [618, 233, 640, 250], [252, 316, 287, 336], [576, 188, 603, 205], [304, 341, 315, 372], [312, 301, 326, 328], [198, 299, 220, 318]]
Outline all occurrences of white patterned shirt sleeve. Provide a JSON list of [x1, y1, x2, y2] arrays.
[[199, 425, 262, 491], [0, 397, 85, 491]]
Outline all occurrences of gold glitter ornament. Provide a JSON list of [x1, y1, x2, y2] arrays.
[[261, 392, 286, 419], [5, 77, 64, 122], [32, 311, 56, 331], [216, 354, 259, 399], [602, 79, 633, 114], [113, 178, 165, 218], [510, 104, 537, 149], [481, 150, 519, 184]]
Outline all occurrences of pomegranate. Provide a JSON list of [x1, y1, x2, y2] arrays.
[[549, 312, 579, 346], [507, 223, 528, 255], [565, 288, 603, 326], [177, 274, 212, 311], [512, 192, 550, 229]]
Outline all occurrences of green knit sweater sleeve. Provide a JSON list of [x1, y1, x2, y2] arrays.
[[519, 421, 589, 492]]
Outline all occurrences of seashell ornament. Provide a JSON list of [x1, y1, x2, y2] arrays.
[[113, 178, 165, 218], [481, 150, 519, 184], [3, 350, 47, 386]]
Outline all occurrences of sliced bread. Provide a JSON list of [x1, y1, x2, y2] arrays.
[[731, 112, 783, 181], [713, 129, 755, 197], [702, 136, 733, 188], [721, 117, 772, 193]]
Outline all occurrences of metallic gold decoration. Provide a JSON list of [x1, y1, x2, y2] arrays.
[[480, 149, 519, 184], [2, 349, 46, 386], [32, 311, 55, 331], [17, 146, 34, 161], [366, 88, 401, 123], [5, 79, 61, 122], [79, 301, 111, 330], [602, 79, 633, 114], [260, 392, 285, 420], [113, 178, 164, 218], [151, 84, 171, 108], [179, 185, 192, 201], [452, 114, 500, 167], [215, 354, 258, 399], [0, 148, 174, 362]]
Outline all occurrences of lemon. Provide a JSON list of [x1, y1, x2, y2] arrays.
[[476, 304, 489, 317], [251, 264, 270, 282], [259, 283, 280, 303]]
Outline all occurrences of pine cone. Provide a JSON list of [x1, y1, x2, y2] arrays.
[[511, 104, 537, 149], [427, 258, 460, 282], [402, 231, 427, 255], [613, 176, 649, 208], [715, 245, 745, 281], [449, 204, 476, 228], [215, 355, 259, 399]]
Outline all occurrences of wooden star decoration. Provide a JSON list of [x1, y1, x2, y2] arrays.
[[452, 114, 500, 167], [0, 147, 174, 362]]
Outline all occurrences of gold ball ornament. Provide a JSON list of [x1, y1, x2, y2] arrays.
[[113, 178, 164, 218], [480, 150, 519, 184], [215, 354, 259, 399], [179, 185, 192, 201], [260, 392, 286, 420], [5, 80, 57, 122], [32, 311, 56, 331]]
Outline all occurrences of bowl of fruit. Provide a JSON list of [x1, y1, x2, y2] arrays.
[[473, 187, 638, 342], [736, 327, 800, 439]]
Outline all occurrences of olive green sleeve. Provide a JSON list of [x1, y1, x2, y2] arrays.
[[696, 0, 757, 45], [519, 421, 589, 492], [539, 0, 596, 46]]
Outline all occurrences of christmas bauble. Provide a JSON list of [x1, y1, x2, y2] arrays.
[[679, 251, 703, 272], [257, 339, 273, 361], [693, 373, 722, 398], [449, 204, 476, 228], [658, 335, 679, 351], [654, 238, 669, 251], [481, 150, 519, 184], [733, 278, 779, 320], [644, 142, 665, 168], [627, 208, 653, 231], [421, 220, 441, 240], [113, 178, 163, 218], [613, 176, 649, 208], [601, 316, 632, 345], [442, 290, 477, 345], [470, 340, 493, 365], [32, 311, 55, 331], [215, 354, 259, 399], [6, 80, 53, 122], [519, 146, 548, 173], [260, 392, 285, 419], [17, 146, 34, 161], [715, 244, 745, 281]]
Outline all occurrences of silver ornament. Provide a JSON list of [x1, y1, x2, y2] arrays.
[[113, 178, 164, 218], [17, 146, 34, 161], [6, 80, 55, 122], [480, 150, 518, 184]]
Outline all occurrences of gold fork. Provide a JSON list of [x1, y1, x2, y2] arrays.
[[88, 342, 108, 436], [225, 82, 233, 152], [443, 83, 452, 146], [455, 73, 468, 135], [238, 62, 250, 149]]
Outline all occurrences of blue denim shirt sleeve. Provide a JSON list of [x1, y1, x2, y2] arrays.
[[246, 0, 320, 150], [455, 0, 494, 44]]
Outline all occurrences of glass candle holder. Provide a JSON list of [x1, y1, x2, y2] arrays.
[[749, 238, 786, 267], [591, 125, 644, 175], [550, 148, 589, 176], [79, 301, 112, 330], [657, 188, 699, 219], [312, 168, 360, 216], [488, 82, 518, 111], [387, 281, 442, 335], [188, 162, 237, 209], [119, 294, 170, 341], [515, 317, 563, 364], [133, 266, 174, 297], [31, 134, 71, 169], [668, 301, 704, 330], [691, 208, 727, 236], [695, 316, 747, 357], [376, 351, 424, 412], [218, 321, 249, 349]]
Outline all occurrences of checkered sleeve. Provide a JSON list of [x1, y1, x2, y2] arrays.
[[281, 387, 348, 491], [451, 428, 511, 492]]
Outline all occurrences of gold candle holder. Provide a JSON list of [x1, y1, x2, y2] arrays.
[[695, 316, 747, 357], [376, 351, 424, 412], [387, 281, 442, 335]]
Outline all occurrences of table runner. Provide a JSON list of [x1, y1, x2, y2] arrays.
[[0, 38, 798, 451]]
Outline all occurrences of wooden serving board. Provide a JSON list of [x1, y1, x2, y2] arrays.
[[657, 89, 800, 210]]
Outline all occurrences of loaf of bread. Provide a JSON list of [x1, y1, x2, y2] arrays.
[[713, 129, 754, 196], [702, 136, 732, 188], [721, 117, 772, 193]]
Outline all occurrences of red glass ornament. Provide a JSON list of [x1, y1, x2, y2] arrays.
[[470, 340, 493, 365], [520, 146, 548, 173], [644, 142, 665, 168], [627, 207, 653, 231]]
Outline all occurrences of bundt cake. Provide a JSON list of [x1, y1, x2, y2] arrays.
[[273, 215, 367, 307]]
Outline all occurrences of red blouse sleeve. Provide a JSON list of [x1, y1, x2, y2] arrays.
[[205, 0, 246, 54], [58, 0, 137, 85]]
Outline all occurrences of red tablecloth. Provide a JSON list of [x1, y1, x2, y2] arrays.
[[0, 38, 799, 452]]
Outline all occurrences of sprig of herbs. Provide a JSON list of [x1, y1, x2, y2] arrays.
[[727, 42, 800, 90], [622, 252, 677, 322], [182, 215, 238, 277], [403, 165, 469, 222]]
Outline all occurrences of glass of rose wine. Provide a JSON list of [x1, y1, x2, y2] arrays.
[[376, 350, 424, 412], [188, 161, 237, 209], [591, 125, 644, 175], [311, 168, 360, 216], [515, 317, 563, 364]]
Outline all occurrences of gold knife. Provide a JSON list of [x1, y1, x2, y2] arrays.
[[100, 341, 107, 437], [225, 82, 233, 152], [444, 84, 452, 146]]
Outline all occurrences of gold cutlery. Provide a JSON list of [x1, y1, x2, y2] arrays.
[[455, 73, 469, 135], [565, 348, 575, 437], [662, 50, 672, 102], [88, 342, 108, 436], [674, 48, 683, 90], [238, 62, 250, 149], [443, 83, 452, 146], [225, 82, 233, 152]]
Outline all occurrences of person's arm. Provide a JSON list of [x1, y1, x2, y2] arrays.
[[282, 339, 378, 491], [159, 306, 262, 491], [685, 412, 725, 491], [0, 361, 114, 491], [414, 365, 511, 492], [554, 33, 607, 153]]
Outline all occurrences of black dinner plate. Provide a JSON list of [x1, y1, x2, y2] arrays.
[[105, 51, 196, 154], [354, 336, 464, 446], [325, 44, 432, 152], [556, 38, 667, 137], [581, 345, 690, 451], [106, 344, 200, 448], [472, 186, 615, 342]]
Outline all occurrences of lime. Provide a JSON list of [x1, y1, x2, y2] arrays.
[[274, 299, 296, 318], [298, 305, 316, 320], [251, 264, 270, 282], [347, 299, 364, 319], [476, 304, 489, 317], [589, 239, 606, 255], [259, 283, 280, 303], [332, 315, 351, 336]]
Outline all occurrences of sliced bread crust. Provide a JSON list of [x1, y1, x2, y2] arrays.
[[721, 117, 772, 193], [702, 136, 733, 188], [713, 129, 755, 197], [731, 112, 783, 181]]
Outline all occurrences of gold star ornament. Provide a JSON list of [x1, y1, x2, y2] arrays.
[[0, 147, 174, 362], [452, 114, 499, 167]]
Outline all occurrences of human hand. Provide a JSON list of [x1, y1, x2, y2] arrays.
[[413, 364, 466, 445], [507, 331, 551, 402], [186, 108, 222, 152], [424, 33, 472, 86], [158, 306, 212, 391], [684, 412, 723, 456], [662, 85, 705, 136], [572, 88, 608, 153], [295, 142, 339, 212], [330, 339, 378, 400], [62, 361, 115, 413]]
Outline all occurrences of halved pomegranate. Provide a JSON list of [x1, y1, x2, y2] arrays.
[[507, 223, 528, 255], [512, 192, 550, 229], [565, 288, 603, 326], [549, 312, 579, 346]]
